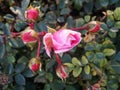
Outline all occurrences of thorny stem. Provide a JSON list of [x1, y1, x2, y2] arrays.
[[38, 31, 47, 37], [55, 54, 62, 65], [36, 40, 41, 59], [29, 22, 35, 29], [11, 32, 21, 37], [70, 25, 90, 31]]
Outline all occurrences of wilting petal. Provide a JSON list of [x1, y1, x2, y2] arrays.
[[43, 33, 53, 57]]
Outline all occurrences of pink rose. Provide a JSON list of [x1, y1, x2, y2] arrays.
[[28, 58, 42, 72], [21, 27, 38, 44], [56, 65, 68, 80], [43, 29, 82, 57], [25, 7, 39, 22]]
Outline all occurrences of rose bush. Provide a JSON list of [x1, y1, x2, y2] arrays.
[[0, 0, 120, 90]]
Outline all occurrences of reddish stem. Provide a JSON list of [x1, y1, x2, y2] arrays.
[[36, 40, 41, 59], [70, 25, 89, 31], [38, 31, 47, 37], [11, 32, 21, 37], [55, 54, 62, 65], [29, 22, 35, 29]]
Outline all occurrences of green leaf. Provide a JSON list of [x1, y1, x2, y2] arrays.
[[72, 57, 81, 66], [84, 65, 90, 75], [100, 22, 109, 31], [108, 31, 116, 38], [114, 7, 120, 20], [114, 21, 120, 29], [64, 63, 74, 72], [21, 0, 30, 11], [73, 66, 82, 77], [9, 38, 19, 48], [4, 63, 14, 74], [73, 0, 83, 10], [85, 52, 95, 62], [100, 0, 109, 7], [15, 63, 25, 73], [58, 0, 65, 9], [14, 21, 27, 32], [65, 85, 76, 90], [3, 14, 15, 21], [84, 1, 93, 14], [45, 12, 57, 24], [46, 73, 53, 82], [23, 68, 35, 78], [14, 86, 25, 90], [85, 43, 95, 51], [67, 16, 74, 28], [60, 8, 71, 15], [111, 61, 120, 74], [84, 15, 91, 22], [99, 59, 108, 67], [36, 21, 47, 32], [75, 18, 85, 27], [34, 75, 47, 83], [17, 56, 28, 64], [51, 80, 65, 90], [109, 0, 119, 5], [44, 84, 51, 90], [115, 52, 120, 62], [15, 74, 26, 85], [103, 49, 115, 56], [81, 56, 88, 65], [7, 54, 16, 63], [4, 23, 11, 36], [62, 54, 72, 63], [0, 36, 5, 59], [46, 59, 55, 71], [57, 16, 65, 23], [96, 52, 105, 60]]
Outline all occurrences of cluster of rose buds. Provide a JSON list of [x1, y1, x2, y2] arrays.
[[12, 6, 100, 79]]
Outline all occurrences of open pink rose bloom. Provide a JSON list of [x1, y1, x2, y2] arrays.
[[43, 29, 82, 57]]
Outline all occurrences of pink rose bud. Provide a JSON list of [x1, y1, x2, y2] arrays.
[[28, 58, 42, 72], [88, 21, 100, 33], [21, 27, 38, 44], [92, 83, 101, 90], [25, 7, 39, 22], [43, 29, 82, 57], [56, 65, 68, 80]]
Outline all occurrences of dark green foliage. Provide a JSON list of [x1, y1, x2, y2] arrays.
[[0, 0, 120, 90]]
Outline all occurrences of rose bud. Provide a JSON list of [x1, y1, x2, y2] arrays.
[[88, 21, 100, 33], [92, 83, 101, 90], [25, 7, 40, 22], [56, 65, 68, 80], [21, 27, 38, 44], [28, 58, 42, 72]]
